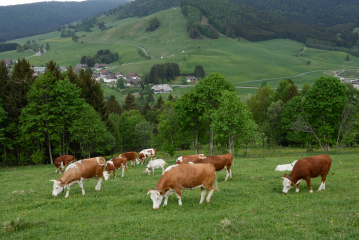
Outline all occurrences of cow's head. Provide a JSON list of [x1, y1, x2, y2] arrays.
[[103, 171, 111, 180], [281, 173, 295, 193], [143, 167, 150, 175], [147, 188, 163, 209], [50, 180, 65, 196], [104, 161, 113, 180]]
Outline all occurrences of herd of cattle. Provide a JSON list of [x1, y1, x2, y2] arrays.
[[50, 148, 332, 209]]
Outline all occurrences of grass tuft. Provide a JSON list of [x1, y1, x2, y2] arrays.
[[2, 218, 45, 233]]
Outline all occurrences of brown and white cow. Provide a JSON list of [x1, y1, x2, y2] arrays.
[[119, 152, 137, 166], [54, 155, 75, 173], [103, 157, 128, 180], [175, 154, 206, 164], [50, 157, 105, 198], [281, 154, 332, 194], [147, 163, 217, 209], [178, 153, 234, 183], [136, 148, 156, 165]]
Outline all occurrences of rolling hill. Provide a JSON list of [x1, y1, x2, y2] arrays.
[[1, 7, 359, 101]]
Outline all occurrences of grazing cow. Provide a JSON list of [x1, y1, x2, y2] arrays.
[[54, 155, 75, 173], [179, 153, 234, 183], [103, 157, 128, 180], [50, 157, 105, 198], [144, 159, 167, 175], [281, 154, 332, 193], [275, 160, 298, 171], [119, 152, 137, 166], [147, 163, 217, 209], [175, 154, 206, 164], [136, 148, 156, 165]]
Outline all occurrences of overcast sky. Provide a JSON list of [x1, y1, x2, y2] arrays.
[[0, 0, 86, 7]]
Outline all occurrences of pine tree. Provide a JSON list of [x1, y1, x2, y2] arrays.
[[346, 54, 350, 61], [0, 62, 9, 100], [78, 69, 107, 121], [142, 101, 151, 115], [66, 65, 80, 85], [11, 58, 34, 82], [168, 94, 175, 102], [106, 95, 122, 117], [152, 95, 164, 112], [45, 60, 63, 80], [147, 93, 155, 102], [123, 93, 137, 111]]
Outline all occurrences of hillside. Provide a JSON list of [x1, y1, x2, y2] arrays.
[[1, 8, 359, 98], [0, 0, 128, 41]]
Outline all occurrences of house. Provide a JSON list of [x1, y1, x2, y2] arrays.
[[92, 73, 100, 82], [115, 72, 123, 78], [1, 59, 11, 67], [76, 64, 88, 69], [186, 76, 198, 83], [126, 72, 138, 79], [33, 73, 39, 78], [100, 70, 112, 76], [12, 60, 18, 64], [352, 80, 359, 90], [73, 67, 81, 74], [103, 75, 117, 83], [32, 67, 46, 74], [94, 63, 109, 71], [126, 78, 142, 87], [151, 84, 173, 94], [60, 67, 68, 72]]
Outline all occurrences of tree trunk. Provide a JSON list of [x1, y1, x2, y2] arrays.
[[195, 128, 198, 155], [48, 141, 53, 164], [3, 139, 6, 162], [228, 136, 232, 153], [210, 130, 214, 156]]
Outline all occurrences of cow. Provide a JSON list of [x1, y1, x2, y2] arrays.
[[178, 153, 234, 183], [144, 159, 167, 175], [275, 160, 298, 171], [175, 154, 206, 164], [147, 163, 217, 209], [54, 155, 75, 173], [50, 157, 105, 198], [136, 148, 156, 165], [118, 152, 137, 167], [103, 157, 128, 180], [281, 154, 332, 194]]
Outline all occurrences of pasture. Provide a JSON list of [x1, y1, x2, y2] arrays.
[[2, 7, 359, 95], [1, 153, 358, 239]]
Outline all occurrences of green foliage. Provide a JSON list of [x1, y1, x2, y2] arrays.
[[301, 83, 311, 96], [72, 33, 79, 42], [180, 77, 187, 85], [134, 120, 154, 149], [106, 95, 122, 117], [246, 86, 273, 125], [149, 63, 180, 83], [157, 101, 178, 156], [273, 79, 299, 103], [346, 54, 350, 61], [80, 49, 119, 67], [118, 110, 145, 150], [146, 17, 160, 32], [194, 65, 205, 79], [124, 93, 137, 111], [117, 78, 126, 89]]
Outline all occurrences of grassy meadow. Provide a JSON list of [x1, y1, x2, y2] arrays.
[[1, 151, 359, 239], [1, 7, 359, 96]]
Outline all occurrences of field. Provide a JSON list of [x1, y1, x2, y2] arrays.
[[2, 8, 359, 97], [1, 152, 359, 239]]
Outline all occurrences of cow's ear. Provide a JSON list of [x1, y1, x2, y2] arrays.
[[49, 180, 56, 182], [284, 173, 287, 178], [281, 177, 285, 179]]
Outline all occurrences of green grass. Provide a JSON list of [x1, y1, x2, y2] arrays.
[[2, 7, 359, 98], [1, 152, 359, 239]]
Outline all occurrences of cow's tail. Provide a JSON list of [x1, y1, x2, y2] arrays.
[[97, 157, 105, 166]]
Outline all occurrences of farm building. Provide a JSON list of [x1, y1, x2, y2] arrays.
[[186, 76, 198, 83], [152, 84, 173, 94], [126, 78, 142, 87], [94, 63, 108, 71], [32, 67, 46, 74]]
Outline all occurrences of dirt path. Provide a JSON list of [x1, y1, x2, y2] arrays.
[[298, 46, 306, 58], [132, 45, 148, 56], [25, 49, 47, 59]]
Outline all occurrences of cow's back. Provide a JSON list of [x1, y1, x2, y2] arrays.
[[162, 164, 215, 188], [195, 153, 233, 171], [176, 154, 206, 164], [111, 157, 127, 168], [293, 154, 331, 178], [54, 155, 74, 165], [64, 157, 105, 182], [120, 152, 137, 160]]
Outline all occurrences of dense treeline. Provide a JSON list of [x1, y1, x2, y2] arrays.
[[233, 0, 359, 30], [144, 63, 180, 84], [0, 1, 125, 41], [0, 43, 19, 53], [80, 49, 119, 67], [181, 0, 352, 45]]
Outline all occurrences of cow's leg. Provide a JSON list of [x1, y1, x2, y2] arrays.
[[318, 172, 328, 191], [224, 166, 230, 181], [55, 167, 58, 173], [152, 167, 155, 175], [163, 189, 175, 206], [206, 186, 215, 203], [78, 181, 85, 195], [65, 186, 70, 198], [121, 167, 125, 177], [113, 169, 116, 178], [95, 178, 102, 191], [296, 179, 304, 192], [305, 177, 313, 193], [199, 187, 207, 204], [60, 162, 64, 173], [175, 189, 182, 206], [229, 167, 232, 179]]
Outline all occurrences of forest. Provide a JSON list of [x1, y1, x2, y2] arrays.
[[80, 49, 120, 67], [0, 1, 125, 41], [1, 59, 358, 165]]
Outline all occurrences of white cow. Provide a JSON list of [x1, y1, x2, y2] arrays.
[[275, 160, 297, 171], [143, 159, 167, 175]]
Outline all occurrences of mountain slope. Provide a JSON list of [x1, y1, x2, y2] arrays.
[[0, 0, 128, 41]]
